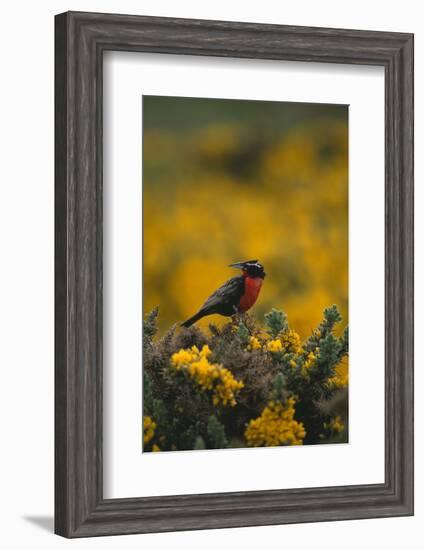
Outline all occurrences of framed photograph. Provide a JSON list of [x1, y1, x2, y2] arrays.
[[55, 11, 414, 537]]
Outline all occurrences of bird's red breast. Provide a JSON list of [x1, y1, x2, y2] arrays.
[[238, 276, 263, 312]]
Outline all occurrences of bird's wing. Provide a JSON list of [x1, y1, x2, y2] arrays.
[[199, 275, 245, 313]]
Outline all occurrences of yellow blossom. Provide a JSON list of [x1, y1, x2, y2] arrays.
[[248, 336, 261, 351], [328, 371, 348, 388], [302, 351, 316, 370], [171, 345, 244, 406], [265, 330, 302, 355], [143, 416, 156, 445], [266, 339, 283, 353], [279, 330, 302, 354], [171, 348, 196, 370], [328, 416, 344, 433], [245, 398, 306, 447], [152, 444, 161, 452], [199, 344, 212, 358]]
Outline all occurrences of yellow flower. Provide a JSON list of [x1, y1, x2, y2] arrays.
[[199, 344, 212, 358], [279, 330, 302, 354], [302, 351, 316, 370], [152, 444, 161, 452], [248, 336, 261, 351], [266, 339, 283, 353], [245, 398, 306, 447], [171, 348, 196, 370], [328, 371, 348, 388], [143, 416, 156, 445], [171, 345, 244, 406], [265, 330, 302, 355], [328, 416, 344, 433]]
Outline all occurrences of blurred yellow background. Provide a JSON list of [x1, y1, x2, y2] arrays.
[[143, 96, 348, 341]]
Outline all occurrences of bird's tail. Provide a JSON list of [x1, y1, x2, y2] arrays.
[[180, 311, 204, 328]]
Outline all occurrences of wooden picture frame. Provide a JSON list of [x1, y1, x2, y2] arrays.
[[55, 11, 414, 538]]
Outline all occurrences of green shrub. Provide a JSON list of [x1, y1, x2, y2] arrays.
[[143, 306, 348, 451]]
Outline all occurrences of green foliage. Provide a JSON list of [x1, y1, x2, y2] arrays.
[[207, 415, 228, 449], [194, 436, 206, 450], [264, 309, 288, 337], [270, 372, 288, 403], [143, 306, 348, 451], [323, 304, 342, 328], [143, 306, 159, 339], [235, 320, 250, 345]]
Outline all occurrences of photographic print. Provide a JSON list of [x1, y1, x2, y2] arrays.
[[142, 95, 348, 453]]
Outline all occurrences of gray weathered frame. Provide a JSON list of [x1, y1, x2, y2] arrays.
[[55, 11, 414, 538]]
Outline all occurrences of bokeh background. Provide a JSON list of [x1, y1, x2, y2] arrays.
[[143, 95, 348, 344]]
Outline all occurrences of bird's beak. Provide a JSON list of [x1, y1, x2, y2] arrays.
[[229, 262, 245, 270]]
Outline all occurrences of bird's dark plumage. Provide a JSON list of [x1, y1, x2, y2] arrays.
[[181, 260, 266, 328], [181, 276, 244, 328]]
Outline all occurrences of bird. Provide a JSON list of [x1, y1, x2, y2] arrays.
[[180, 260, 266, 328]]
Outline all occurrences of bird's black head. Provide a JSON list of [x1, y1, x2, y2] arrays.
[[229, 259, 266, 279]]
